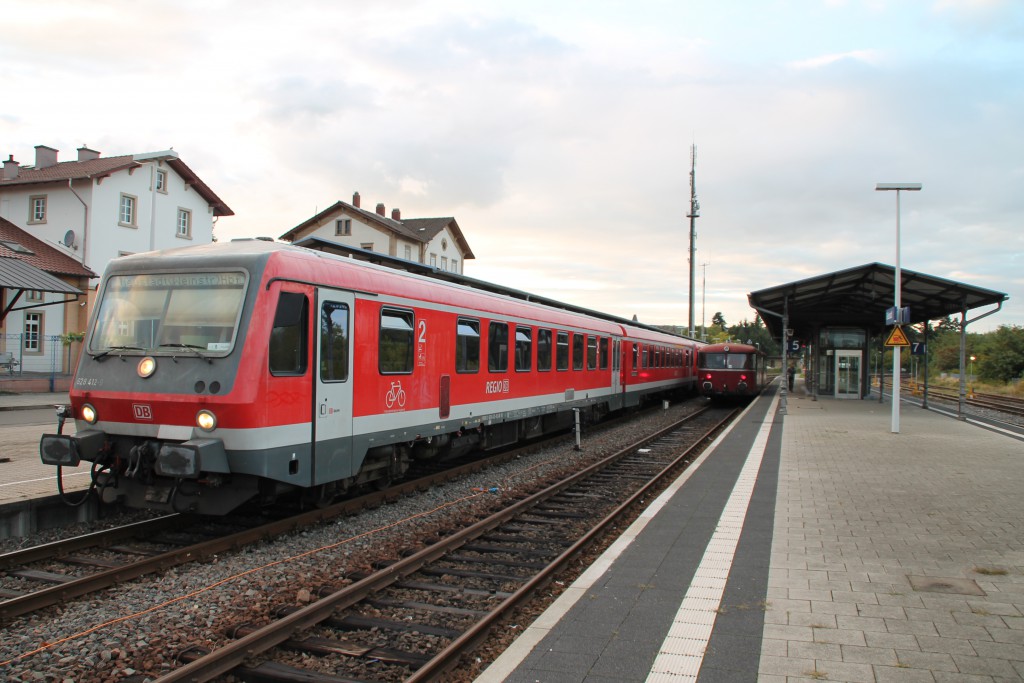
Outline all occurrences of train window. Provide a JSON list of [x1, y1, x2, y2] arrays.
[[537, 329, 552, 371], [556, 331, 569, 371], [319, 301, 349, 382], [488, 321, 509, 372], [632, 343, 639, 375], [587, 336, 598, 370], [599, 337, 609, 370], [572, 333, 585, 370], [456, 318, 480, 373], [380, 308, 415, 374], [642, 348, 649, 369], [515, 327, 532, 372], [269, 292, 308, 376]]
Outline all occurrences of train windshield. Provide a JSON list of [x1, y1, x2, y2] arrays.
[[89, 271, 248, 356], [700, 352, 752, 370]]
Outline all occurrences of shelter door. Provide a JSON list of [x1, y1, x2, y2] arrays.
[[835, 350, 861, 399], [313, 289, 355, 485]]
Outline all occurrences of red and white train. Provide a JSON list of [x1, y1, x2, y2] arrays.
[[42, 240, 703, 515], [697, 342, 768, 401]]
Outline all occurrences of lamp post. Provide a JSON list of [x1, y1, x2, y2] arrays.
[[876, 182, 922, 434]]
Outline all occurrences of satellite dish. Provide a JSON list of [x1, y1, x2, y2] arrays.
[[63, 230, 78, 249]]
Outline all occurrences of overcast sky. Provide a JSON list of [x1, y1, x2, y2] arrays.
[[3, 0, 1021, 333]]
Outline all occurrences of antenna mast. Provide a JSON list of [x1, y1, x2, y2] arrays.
[[686, 145, 700, 337]]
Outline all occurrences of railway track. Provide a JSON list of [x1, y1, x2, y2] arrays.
[[0, 439, 575, 625], [0, 402, 697, 626], [155, 405, 736, 683], [922, 386, 1024, 418], [882, 379, 1024, 419]]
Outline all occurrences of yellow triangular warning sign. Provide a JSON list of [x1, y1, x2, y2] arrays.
[[885, 325, 910, 346]]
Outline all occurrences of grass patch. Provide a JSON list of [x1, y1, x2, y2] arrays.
[[973, 566, 1008, 576]]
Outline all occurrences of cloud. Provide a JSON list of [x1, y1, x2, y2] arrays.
[[788, 49, 882, 70]]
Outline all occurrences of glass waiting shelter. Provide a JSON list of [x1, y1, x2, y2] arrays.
[[748, 263, 1007, 403]]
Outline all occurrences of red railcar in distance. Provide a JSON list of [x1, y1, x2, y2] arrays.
[[697, 342, 768, 401]]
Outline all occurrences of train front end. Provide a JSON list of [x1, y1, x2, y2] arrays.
[[40, 248, 265, 514], [697, 344, 760, 401]]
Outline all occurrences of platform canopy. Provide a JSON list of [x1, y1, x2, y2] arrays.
[[748, 263, 1008, 339]]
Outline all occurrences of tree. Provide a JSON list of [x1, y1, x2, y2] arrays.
[[977, 325, 1024, 383], [726, 317, 778, 355], [711, 312, 727, 330]]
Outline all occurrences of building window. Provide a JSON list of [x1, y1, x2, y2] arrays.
[[451, 259, 458, 274], [404, 245, 412, 260], [441, 256, 448, 271], [177, 208, 192, 238], [360, 242, 373, 251], [155, 169, 168, 193], [429, 253, 437, 267], [26, 290, 44, 302], [119, 194, 138, 227], [335, 219, 351, 236], [24, 312, 42, 353], [29, 195, 47, 223]]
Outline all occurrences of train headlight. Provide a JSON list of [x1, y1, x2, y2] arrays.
[[81, 403, 98, 424], [196, 409, 217, 432], [137, 356, 157, 378]]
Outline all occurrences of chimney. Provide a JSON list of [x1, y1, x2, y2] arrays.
[[376, 202, 385, 217], [3, 155, 19, 180], [34, 145, 59, 169], [77, 146, 100, 162], [352, 191, 361, 208], [391, 208, 401, 221]]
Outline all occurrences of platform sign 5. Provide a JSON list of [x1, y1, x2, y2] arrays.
[[790, 340, 800, 353], [910, 342, 926, 355]]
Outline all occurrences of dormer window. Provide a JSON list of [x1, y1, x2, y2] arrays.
[[336, 219, 351, 236], [0, 239, 34, 255]]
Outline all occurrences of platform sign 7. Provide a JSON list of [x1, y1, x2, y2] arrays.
[[910, 342, 926, 355]]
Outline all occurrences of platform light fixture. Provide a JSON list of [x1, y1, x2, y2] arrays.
[[876, 182, 922, 434]]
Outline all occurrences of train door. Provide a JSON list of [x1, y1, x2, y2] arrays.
[[313, 288, 356, 484], [612, 338, 622, 395]]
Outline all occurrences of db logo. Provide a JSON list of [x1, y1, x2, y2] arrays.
[[132, 404, 153, 420]]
